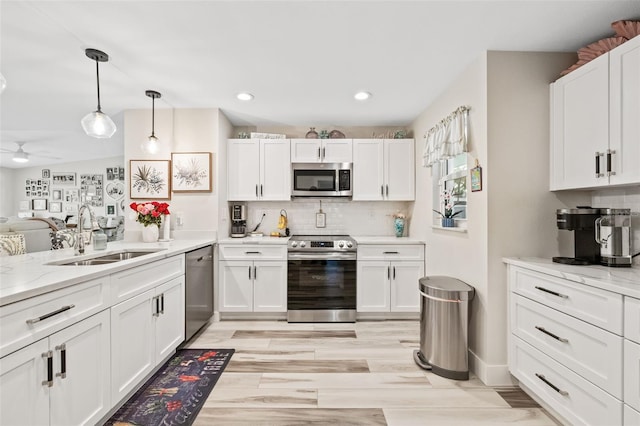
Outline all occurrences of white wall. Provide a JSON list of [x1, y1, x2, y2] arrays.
[[410, 51, 591, 385], [123, 108, 222, 241], [0, 167, 16, 217], [2, 156, 124, 219]]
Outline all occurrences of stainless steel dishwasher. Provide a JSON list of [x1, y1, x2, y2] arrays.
[[185, 245, 214, 341]]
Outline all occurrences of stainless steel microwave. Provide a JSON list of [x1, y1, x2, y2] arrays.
[[291, 162, 352, 197]]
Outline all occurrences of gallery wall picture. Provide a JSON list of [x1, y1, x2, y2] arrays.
[[52, 172, 76, 185], [80, 174, 104, 207], [130, 160, 171, 200], [42, 169, 50, 179], [105, 203, 117, 216], [49, 202, 62, 213], [52, 189, 62, 201], [106, 181, 125, 200], [171, 152, 212, 192], [32, 199, 47, 211]]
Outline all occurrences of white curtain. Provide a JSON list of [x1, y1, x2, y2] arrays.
[[422, 106, 469, 167]]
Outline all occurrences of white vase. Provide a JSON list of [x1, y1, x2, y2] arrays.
[[141, 224, 159, 243]]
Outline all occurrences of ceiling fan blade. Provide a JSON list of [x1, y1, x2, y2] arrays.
[[31, 153, 62, 160], [0, 148, 16, 153]]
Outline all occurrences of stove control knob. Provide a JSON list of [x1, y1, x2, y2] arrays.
[[338, 242, 345, 248], [291, 241, 298, 248], [300, 241, 306, 248], [346, 242, 353, 248]]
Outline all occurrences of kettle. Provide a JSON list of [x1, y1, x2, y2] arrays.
[[595, 208, 632, 267], [278, 209, 290, 236]]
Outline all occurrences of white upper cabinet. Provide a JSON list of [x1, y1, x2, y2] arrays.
[[290, 139, 353, 163], [228, 139, 291, 201], [551, 35, 640, 190], [353, 139, 415, 201]]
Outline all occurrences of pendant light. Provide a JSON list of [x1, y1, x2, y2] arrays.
[[142, 90, 161, 154], [81, 48, 116, 138], [12, 143, 29, 163]]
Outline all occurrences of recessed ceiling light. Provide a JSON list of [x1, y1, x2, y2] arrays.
[[354, 91, 371, 101], [237, 92, 254, 101]]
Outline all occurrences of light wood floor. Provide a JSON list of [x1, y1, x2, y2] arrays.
[[184, 320, 559, 425]]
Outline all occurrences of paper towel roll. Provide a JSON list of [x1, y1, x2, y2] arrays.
[[162, 214, 171, 240]]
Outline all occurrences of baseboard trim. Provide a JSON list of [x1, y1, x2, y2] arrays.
[[469, 350, 518, 386]]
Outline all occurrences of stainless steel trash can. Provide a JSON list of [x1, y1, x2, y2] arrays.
[[413, 276, 475, 380]]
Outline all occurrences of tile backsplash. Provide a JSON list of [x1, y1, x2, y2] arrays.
[[592, 186, 640, 266], [236, 200, 413, 237]]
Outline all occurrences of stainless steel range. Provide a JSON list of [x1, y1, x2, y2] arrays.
[[287, 235, 357, 322]]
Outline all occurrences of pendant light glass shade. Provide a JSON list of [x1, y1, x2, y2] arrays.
[[142, 90, 161, 154], [82, 48, 116, 138], [12, 151, 28, 163], [81, 110, 117, 138], [0, 72, 6, 94]]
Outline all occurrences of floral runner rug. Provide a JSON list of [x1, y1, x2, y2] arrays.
[[105, 349, 234, 426]]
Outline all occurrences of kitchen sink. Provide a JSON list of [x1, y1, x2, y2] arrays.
[[47, 249, 165, 266]]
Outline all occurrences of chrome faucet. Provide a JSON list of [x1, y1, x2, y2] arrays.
[[75, 203, 100, 255]]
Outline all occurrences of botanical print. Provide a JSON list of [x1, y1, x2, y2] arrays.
[[171, 152, 212, 192], [130, 160, 171, 200]]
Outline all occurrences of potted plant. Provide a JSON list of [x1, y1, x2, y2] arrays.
[[433, 189, 462, 227]]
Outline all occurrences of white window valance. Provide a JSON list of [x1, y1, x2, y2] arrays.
[[422, 106, 470, 167]]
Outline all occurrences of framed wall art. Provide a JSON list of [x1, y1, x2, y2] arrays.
[[80, 174, 104, 207], [52, 172, 76, 185], [130, 159, 171, 200], [42, 169, 50, 179], [470, 159, 483, 192], [52, 189, 62, 201], [171, 152, 212, 193], [105, 203, 117, 216], [32, 199, 48, 211], [49, 202, 62, 213]]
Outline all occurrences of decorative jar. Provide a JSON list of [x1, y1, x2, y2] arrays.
[[394, 218, 405, 237], [141, 224, 159, 243]]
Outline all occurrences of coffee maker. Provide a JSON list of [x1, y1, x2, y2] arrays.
[[230, 203, 247, 238], [595, 208, 632, 267], [554, 207, 602, 265]]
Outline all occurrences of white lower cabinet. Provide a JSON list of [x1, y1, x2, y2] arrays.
[[507, 264, 630, 426], [219, 260, 286, 312], [357, 244, 424, 313], [625, 405, 640, 425], [0, 310, 111, 426], [111, 276, 184, 403]]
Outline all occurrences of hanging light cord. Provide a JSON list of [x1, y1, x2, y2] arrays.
[[94, 59, 102, 112], [151, 95, 156, 137]]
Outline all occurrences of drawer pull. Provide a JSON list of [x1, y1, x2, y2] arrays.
[[245, 251, 262, 255], [534, 286, 568, 299], [535, 373, 568, 396], [26, 304, 76, 325], [383, 251, 399, 255], [535, 326, 569, 343], [55, 344, 67, 379], [42, 351, 53, 387]]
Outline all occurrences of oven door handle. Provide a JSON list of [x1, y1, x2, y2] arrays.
[[288, 252, 356, 261]]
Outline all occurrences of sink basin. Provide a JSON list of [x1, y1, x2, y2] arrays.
[[48, 249, 164, 266]]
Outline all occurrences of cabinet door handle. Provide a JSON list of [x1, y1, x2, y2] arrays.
[[254, 266, 257, 280], [42, 351, 53, 387], [535, 326, 569, 343], [160, 293, 165, 314], [322, 147, 326, 160], [152, 296, 160, 317], [27, 305, 76, 325], [386, 184, 389, 196], [248, 266, 252, 280], [595, 152, 604, 178], [534, 286, 568, 299], [535, 373, 568, 396], [606, 149, 616, 176], [383, 251, 399, 254], [393, 266, 396, 280], [318, 147, 321, 160], [245, 251, 261, 254], [55, 344, 67, 379], [255, 184, 259, 197], [260, 184, 263, 196], [381, 185, 384, 197], [387, 266, 390, 280]]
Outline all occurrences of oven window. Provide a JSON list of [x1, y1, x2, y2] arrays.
[[287, 260, 356, 310], [293, 170, 336, 192]]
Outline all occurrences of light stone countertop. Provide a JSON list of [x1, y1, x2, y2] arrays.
[[503, 256, 640, 298], [353, 236, 426, 245], [0, 238, 215, 307], [217, 236, 290, 245]]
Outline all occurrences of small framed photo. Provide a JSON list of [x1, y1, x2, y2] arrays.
[[130, 160, 171, 200], [42, 169, 50, 178], [118, 167, 125, 180], [106, 168, 114, 180], [49, 202, 62, 213], [52, 172, 76, 185], [171, 152, 212, 192], [105, 203, 117, 216], [19, 200, 30, 211], [52, 189, 62, 201], [470, 163, 483, 192], [32, 199, 48, 211]]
